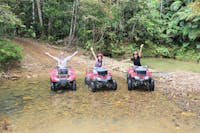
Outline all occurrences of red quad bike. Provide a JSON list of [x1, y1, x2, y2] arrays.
[[85, 67, 117, 92], [50, 67, 76, 91], [127, 66, 154, 91]]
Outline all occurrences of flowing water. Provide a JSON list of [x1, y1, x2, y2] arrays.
[[0, 58, 200, 133]]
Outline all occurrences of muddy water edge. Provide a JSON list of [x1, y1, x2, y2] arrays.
[[0, 71, 200, 133]]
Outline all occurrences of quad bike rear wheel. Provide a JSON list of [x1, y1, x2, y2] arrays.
[[72, 81, 76, 91], [91, 82, 97, 92], [112, 80, 117, 90]]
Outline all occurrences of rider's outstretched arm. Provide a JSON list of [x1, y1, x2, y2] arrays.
[[139, 44, 144, 58], [45, 52, 58, 61], [90, 47, 97, 61], [121, 58, 130, 63], [67, 51, 78, 59]]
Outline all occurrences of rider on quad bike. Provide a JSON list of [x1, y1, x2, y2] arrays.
[[124, 44, 155, 91], [85, 47, 117, 92], [122, 44, 144, 66], [90, 47, 103, 68], [45, 51, 78, 68], [45, 51, 78, 91]]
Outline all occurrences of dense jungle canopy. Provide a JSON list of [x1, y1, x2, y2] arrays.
[[0, 0, 200, 69]]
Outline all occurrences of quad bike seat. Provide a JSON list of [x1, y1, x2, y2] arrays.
[[134, 66, 148, 75], [93, 67, 108, 75]]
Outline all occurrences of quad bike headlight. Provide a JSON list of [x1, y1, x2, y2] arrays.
[[107, 76, 111, 80], [134, 76, 140, 80], [144, 76, 149, 80], [96, 77, 102, 81], [55, 77, 60, 81]]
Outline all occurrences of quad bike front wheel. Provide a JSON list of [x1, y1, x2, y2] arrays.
[[112, 80, 117, 90], [50, 81, 57, 91], [72, 81, 76, 91], [149, 79, 155, 91], [84, 77, 87, 85], [127, 74, 131, 83], [84, 77, 90, 85], [131, 79, 137, 90], [128, 79, 132, 91], [91, 82, 97, 92]]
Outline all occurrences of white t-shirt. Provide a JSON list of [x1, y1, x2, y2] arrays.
[[52, 56, 71, 68]]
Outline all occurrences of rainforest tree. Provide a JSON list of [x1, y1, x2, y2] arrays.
[[0, 0, 199, 60]]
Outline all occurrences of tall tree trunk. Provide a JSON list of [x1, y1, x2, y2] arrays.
[[32, 0, 35, 25], [160, 0, 163, 14], [48, 19, 52, 37], [72, 0, 78, 38], [64, 0, 79, 47], [92, 23, 95, 43], [36, 0, 44, 37], [64, 1, 75, 46], [67, 1, 75, 45]]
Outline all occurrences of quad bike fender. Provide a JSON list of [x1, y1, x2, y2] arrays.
[[68, 75, 76, 81]]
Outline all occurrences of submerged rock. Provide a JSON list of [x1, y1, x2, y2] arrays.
[[181, 111, 196, 117], [22, 96, 33, 101], [0, 73, 21, 80], [1, 119, 12, 131], [32, 74, 38, 78]]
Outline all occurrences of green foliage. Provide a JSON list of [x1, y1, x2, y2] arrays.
[[128, 43, 137, 53], [154, 46, 170, 57], [42, 1, 73, 39], [170, 1, 183, 11], [111, 43, 125, 56], [18, 25, 36, 38], [176, 49, 196, 61], [167, 0, 200, 49], [0, 4, 21, 35], [85, 40, 93, 50], [1, 0, 200, 62], [0, 39, 23, 70]]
